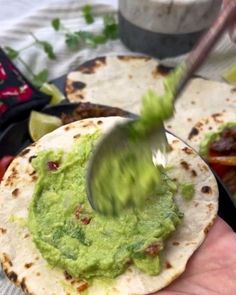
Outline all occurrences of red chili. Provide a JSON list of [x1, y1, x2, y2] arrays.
[[47, 161, 59, 171]]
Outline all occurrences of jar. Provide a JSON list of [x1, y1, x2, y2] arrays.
[[119, 0, 223, 58]]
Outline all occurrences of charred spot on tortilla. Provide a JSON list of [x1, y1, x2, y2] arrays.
[[204, 219, 215, 235], [73, 133, 81, 139], [24, 234, 29, 239], [188, 127, 199, 140], [180, 160, 189, 170], [2, 253, 12, 266], [182, 147, 193, 155], [78, 57, 107, 74], [20, 278, 27, 293], [72, 81, 86, 90], [156, 64, 172, 76], [152, 65, 171, 79], [187, 118, 192, 122], [212, 113, 223, 123], [97, 120, 103, 125], [64, 125, 70, 131], [7, 271, 18, 283], [0, 228, 6, 234], [24, 262, 33, 269], [172, 241, 180, 246], [19, 149, 30, 157], [29, 170, 36, 176], [11, 188, 19, 198], [191, 101, 196, 105], [191, 169, 197, 177], [165, 261, 172, 269], [231, 87, 236, 93], [5, 168, 19, 186], [29, 155, 37, 163], [201, 186, 212, 194]]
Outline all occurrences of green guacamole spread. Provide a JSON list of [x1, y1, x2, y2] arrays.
[[29, 133, 182, 279]]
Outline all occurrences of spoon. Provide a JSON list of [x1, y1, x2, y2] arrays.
[[87, 1, 236, 213]]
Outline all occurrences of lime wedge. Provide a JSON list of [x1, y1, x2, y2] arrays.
[[29, 111, 62, 142], [223, 65, 236, 85], [40, 83, 65, 105]]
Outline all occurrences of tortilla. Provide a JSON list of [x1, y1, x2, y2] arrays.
[[0, 117, 218, 295], [65, 56, 236, 128], [66, 56, 169, 114]]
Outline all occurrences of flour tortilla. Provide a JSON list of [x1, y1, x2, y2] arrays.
[[0, 117, 218, 295], [66, 56, 236, 126]]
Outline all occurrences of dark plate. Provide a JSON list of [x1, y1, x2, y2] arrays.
[[0, 102, 235, 231]]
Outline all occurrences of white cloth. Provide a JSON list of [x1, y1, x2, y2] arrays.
[[0, 0, 235, 82], [0, 1, 235, 294]]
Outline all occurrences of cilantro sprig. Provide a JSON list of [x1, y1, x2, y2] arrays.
[[4, 5, 119, 88], [82, 5, 94, 24], [51, 14, 118, 50]]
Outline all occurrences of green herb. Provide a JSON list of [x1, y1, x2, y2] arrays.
[[82, 5, 94, 24], [32, 69, 49, 88], [4, 46, 19, 60], [37, 40, 56, 60], [77, 31, 97, 47], [103, 15, 119, 39], [31, 33, 56, 60], [92, 34, 107, 44], [65, 31, 106, 49], [51, 18, 61, 31], [65, 32, 81, 49]]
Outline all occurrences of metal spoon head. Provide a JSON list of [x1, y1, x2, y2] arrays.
[[86, 118, 168, 213]]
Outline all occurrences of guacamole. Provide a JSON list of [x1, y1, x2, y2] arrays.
[[92, 144, 161, 216], [92, 65, 185, 215], [180, 183, 195, 201], [29, 133, 182, 279]]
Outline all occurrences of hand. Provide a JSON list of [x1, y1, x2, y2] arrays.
[[157, 217, 236, 295], [224, 0, 236, 42]]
